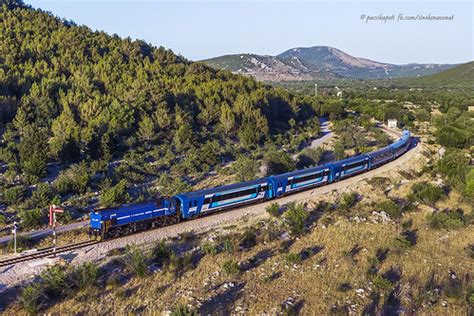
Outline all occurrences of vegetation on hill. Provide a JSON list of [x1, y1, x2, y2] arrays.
[[400, 61, 474, 88], [0, 0, 326, 228]]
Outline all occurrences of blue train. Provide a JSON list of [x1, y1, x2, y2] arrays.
[[90, 130, 411, 239]]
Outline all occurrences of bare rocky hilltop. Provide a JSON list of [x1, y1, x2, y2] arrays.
[[201, 46, 454, 81]]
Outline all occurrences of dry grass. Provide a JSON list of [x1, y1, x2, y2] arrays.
[[3, 148, 473, 315]]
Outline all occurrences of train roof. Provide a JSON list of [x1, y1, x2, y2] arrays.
[[175, 177, 269, 199], [366, 145, 392, 157], [330, 154, 369, 167], [271, 164, 330, 180], [92, 200, 161, 216]]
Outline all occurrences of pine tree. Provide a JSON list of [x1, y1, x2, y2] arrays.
[[219, 103, 235, 135]]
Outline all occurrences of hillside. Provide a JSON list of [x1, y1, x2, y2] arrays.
[[0, 1, 323, 230], [202, 46, 453, 82], [403, 61, 474, 88]]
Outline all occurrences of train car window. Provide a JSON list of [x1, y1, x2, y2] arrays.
[[212, 187, 258, 203], [342, 160, 368, 171]]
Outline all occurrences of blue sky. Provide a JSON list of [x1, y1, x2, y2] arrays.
[[27, 0, 473, 64]]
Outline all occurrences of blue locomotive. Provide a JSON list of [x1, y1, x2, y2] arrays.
[[90, 130, 411, 239]]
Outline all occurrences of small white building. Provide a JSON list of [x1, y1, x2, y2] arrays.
[[387, 119, 397, 129]]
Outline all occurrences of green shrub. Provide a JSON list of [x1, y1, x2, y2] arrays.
[[221, 237, 235, 254], [100, 179, 131, 207], [285, 252, 302, 265], [168, 252, 193, 276], [373, 275, 393, 291], [283, 203, 308, 235], [171, 303, 197, 316], [239, 229, 257, 249], [340, 192, 358, 210], [222, 259, 240, 275], [28, 183, 54, 209], [393, 235, 412, 250], [201, 242, 218, 256], [41, 266, 67, 296], [0, 214, 6, 226], [377, 199, 403, 219], [122, 244, 148, 278], [428, 209, 466, 230], [20, 283, 44, 315], [153, 240, 173, 265], [266, 202, 280, 217], [409, 182, 444, 206], [3, 185, 26, 205], [70, 262, 99, 290], [19, 209, 45, 229]]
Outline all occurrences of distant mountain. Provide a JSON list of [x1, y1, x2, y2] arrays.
[[201, 46, 454, 82]]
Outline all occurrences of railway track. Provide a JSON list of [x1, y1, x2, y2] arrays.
[[0, 240, 99, 268]]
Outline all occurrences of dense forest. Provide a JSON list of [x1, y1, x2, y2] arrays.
[[0, 0, 336, 227]]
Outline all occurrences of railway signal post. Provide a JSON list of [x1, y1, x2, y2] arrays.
[[49, 205, 64, 256], [12, 221, 18, 254]]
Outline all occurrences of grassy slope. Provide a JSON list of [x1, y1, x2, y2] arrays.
[[6, 152, 473, 315], [397, 61, 474, 88]]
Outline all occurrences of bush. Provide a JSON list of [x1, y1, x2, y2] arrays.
[[233, 155, 259, 182], [19, 209, 45, 229], [266, 202, 280, 217], [3, 185, 26, 205], [377, 199, 403, 219], [340, 192, 358, 210], [239, 229, 257, 249], [41, 266, 67, 296], [221, 236, 235, 254], [393, 235, 412, 251], [409, 182, 444, 206], [201, 242, 218, 256], [222, 259, 240, 275], [28, 183, 54, 209], [100, 179, 131, 207], [373, 275, 394, 291], [54, 162, 90, 196], [122, 244, 148, 278], [0, 214, 6, 226], [171, 303, 197, 316], [428, 209, 466, 230], [20, 283, 44, 315], [283, 203, 308, 236], [153, 241, 173, 265], [467, 244, 474, 259], [264, 148, 295, 176], [297, 147, 322, 168], [168, 252, 194, 276], [285, 252, 302, 265], [70, 262, 99, 290]]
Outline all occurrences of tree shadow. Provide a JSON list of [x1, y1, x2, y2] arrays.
[[241, 249, 274, 272], [279, 239, 295, 253], [376, 247, 389, 263], [198, 281, 245, 315], [402, 229, 418, 246], [362, 292, 381, 316], [266, 271, 282, 282], [282, 299, 305, 315], [300, 246, 324, 261], [382, 285, 403, 316], [383, 266, 402, 283]]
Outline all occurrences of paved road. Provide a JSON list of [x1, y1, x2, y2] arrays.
[[0, 220, 88, 245], [310, 117, 333, 149]]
